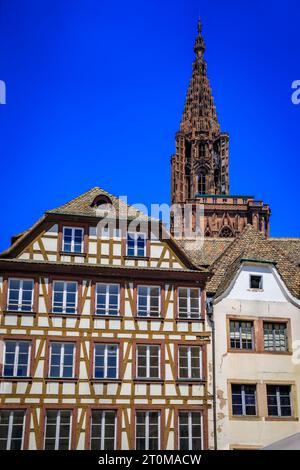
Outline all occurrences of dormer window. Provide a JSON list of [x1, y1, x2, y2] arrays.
[[250, 275, 263, 290], [91, 195, 113, 216], [126, 232, 146, 257], [62, 227, 84, 254]]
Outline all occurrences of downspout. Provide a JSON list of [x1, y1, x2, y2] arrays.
[[206, 296, 217, 450]]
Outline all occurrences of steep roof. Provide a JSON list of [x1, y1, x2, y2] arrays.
[[178, 238, 234, 266], [203, 225, 300, 299], [47, 186, 153, 221]]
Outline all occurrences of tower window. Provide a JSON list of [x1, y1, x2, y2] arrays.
[[198, 175, 206, 194]]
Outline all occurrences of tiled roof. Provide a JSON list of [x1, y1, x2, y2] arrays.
[[47, 186, 155, 221], [203, 225, 300, 299], [269, 238, 300, 265], [178, 238, 234, 266]]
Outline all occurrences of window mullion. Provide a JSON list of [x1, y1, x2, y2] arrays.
[[147, 287, 150, 317], [188, 289, 191, 318], [7, 411, 13, 450], [104, 346, 108, 378], [188, 347, 191, 378], [60, 344, 64, 378], [14, 342, 19, 377], [242, 386, 246, 415], [146, 346, 150, 378], [63, 282, 67, 313], [18, 281, 23, 311], [188, 412, 192, 450], [101, 412, 105, 450], [276, 387, 281, 417], [146, 412, 149, 451], [55, 411, 61, 450], [106, 285, 110, 314]]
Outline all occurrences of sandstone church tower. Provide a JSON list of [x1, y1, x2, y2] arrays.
[[171, 21, 271, 238]]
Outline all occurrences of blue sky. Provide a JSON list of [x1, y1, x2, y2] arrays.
[[0, 0, 299, 251]]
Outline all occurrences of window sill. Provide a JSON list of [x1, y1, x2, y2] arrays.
[[230, 415, 262, 421], [93, 314, 122, 320], [133, 316, 163, 322], [134, 378, 164, 384], [175, 317, 204, 323], [45, 377, 78, 383], [60, 251, 87, 257], [265, 416, 298, 422], [49, 313, 79, 318], [0, 376, 33, 382], [124, 256, 149, 261], [176, 378, 206, 385], [228, 349, 292, 355], [247, 288, 264, 292], [2, 310, 36, 316], [91, 378, 122, 384]]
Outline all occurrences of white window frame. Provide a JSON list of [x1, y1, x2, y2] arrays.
[[267, 385, 292, 417], [62, 226, 84, 253], [178, 345, 202, 379], [232, 384, 257, 416], [49, 342, 76, 379], [137, 285, 161, 317], [93, 344, 119, 379], [7, 278, 34, 312], [178, 411, 203, 450], [126, 232, 146, 257], [95, 283, 120, 316], [0, 410, 25, 450], [136, 410, 160, 450], [3, 340, 31, 377], [44, 410, 72, 450], [177, 287, 201, 319], [52, 281, 78, 314], [136, 345, 160, 379], [90, 410, 117, 450]]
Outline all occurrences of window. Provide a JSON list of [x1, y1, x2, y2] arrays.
[[44, 410, 72, 450], [231, 384, 257, 416], [0, 410, 25, 450], [95, 283, 120, 316], [250, 275, 263, 289], [126, 233, 146, 257], [7, 278, 34, 312], [178, 411, 202, 450], [94, 344, 118, 379], [90, 410, 116, 450], [264, 322, 288, 352], [3, 340, 30, 377], [178, 346, 202, 380], [62, 227, 84, 253], [136, 411, 160, 450], [198, 175, 206, 194], [177, 288, 201, 319], [230, 321, 254, 350], [137, 286, 160, 317], [49, 342, 75, 379], [136, 345, 160, 379], [52, 281, 77, 314], [267, 385, 292, 417]]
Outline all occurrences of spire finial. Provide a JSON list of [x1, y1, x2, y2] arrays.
[[197, 17, 202, 35], [194, 17, 205, 57]]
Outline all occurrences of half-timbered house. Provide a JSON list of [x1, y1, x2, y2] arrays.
[[0, 187, 211, 450]]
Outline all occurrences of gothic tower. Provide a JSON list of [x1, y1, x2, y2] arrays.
[[171, 20, 271, 238]]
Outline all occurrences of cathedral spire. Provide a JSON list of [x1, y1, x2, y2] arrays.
[[171, 19, 230, 203], [180, 20, 220, 137]]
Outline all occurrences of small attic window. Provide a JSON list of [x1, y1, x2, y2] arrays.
[[91, 194, 112, 207], [250, 275, 263, 290], [91, 194, 113, 216]]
